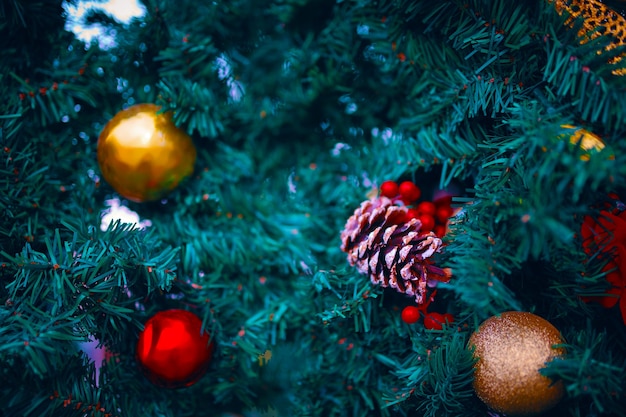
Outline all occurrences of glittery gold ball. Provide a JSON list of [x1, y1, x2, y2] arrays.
[[553, 0, 626, 76], [468, 311, 566, 416], [97, 104, 196, 202]]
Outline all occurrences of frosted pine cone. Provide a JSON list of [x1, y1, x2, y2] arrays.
[[340, 197, 447, 304]]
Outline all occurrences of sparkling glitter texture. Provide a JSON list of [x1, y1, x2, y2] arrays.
[[468, 311, 566, 416]]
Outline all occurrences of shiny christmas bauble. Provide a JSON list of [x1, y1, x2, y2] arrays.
[[97, 103, 196, 202], [136, 309, 214, 388], [468, 311, 566, 416], [561, 124, 613, 161]]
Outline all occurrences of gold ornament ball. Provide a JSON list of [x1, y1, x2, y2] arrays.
[[468, 311, 566, 416], [561, 124, 613, 161], [97, 103, 197, 202]]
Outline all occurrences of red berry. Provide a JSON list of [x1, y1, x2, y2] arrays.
[[406, 208, 420, 220], [417, 201, 436, 216], [424, 312, 443, 330], [401, 306, 421, 324], [423, 312, 453, 330], [433, 194, 453, 207], [398, 181, 421, 204], [380, 180, 399, 198], [418, 214, 435, 232], [434, 224, 446, 237], [435, 205, 454, 223]]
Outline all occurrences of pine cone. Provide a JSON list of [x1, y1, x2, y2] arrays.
[[340, 197, 446, 304]]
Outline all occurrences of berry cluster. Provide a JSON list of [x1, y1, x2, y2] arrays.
[[379, 179, 456, 328], [379, 180, 454, 237], [402, 306, 454, 329], [400, 292, 455, 330], [17, 64, 88, 101]]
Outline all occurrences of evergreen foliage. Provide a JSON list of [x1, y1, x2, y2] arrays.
[[1, 0, 625, 416]]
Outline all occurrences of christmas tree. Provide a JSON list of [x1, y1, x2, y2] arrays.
[[2, 0, 625, 416]]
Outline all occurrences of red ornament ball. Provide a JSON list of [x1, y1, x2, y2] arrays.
[[399, 181, 421, 204], [136, 309, 215, 388], [424, 312, 454, 330], [380, 180, 399, 198], [401, 306, 421, 324]]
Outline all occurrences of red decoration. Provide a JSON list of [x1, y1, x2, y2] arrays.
[[434, 224, 446, 238], [418, 214, 436, 232], [380, 180, 399, 198], [401, 306, 421, 324], [398, 181, 421, 204], [417, 201, 437, 216], [433, 194, 453, 208], [136, 309, 215, 388], [435, 205, 454, 224], [581, 204, 626, 324], [424, 312, 454, 330], [406, 208, 420, 220]]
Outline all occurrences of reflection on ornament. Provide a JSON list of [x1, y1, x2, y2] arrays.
[[469, 311, 566, 416], [552, 0, 626, 75], [97, 103, 197, 202]]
